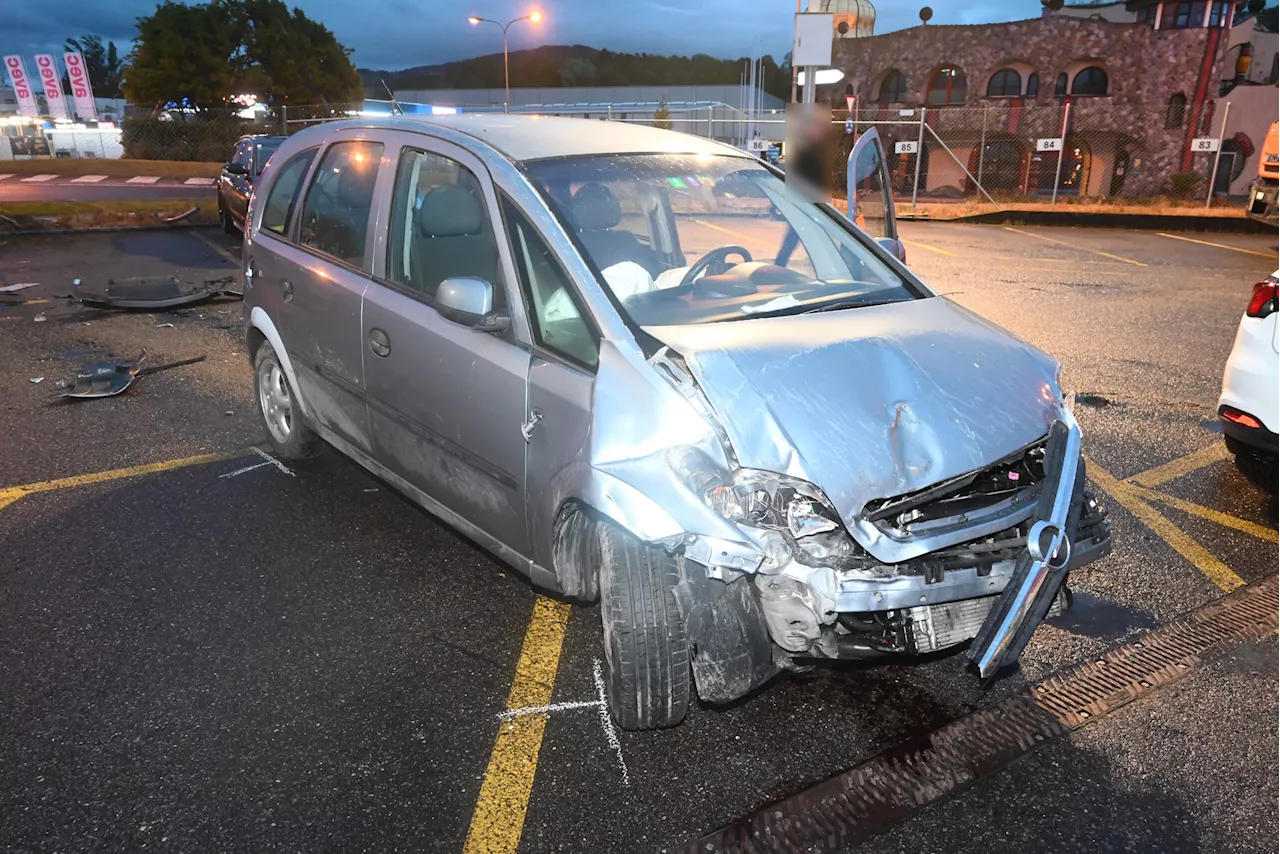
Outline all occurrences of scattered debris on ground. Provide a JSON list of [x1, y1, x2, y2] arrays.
[[53, 352, 207, 400], [73, 276, 240, 310]]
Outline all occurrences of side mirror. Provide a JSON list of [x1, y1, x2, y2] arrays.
[[225, 161, 248, 175], [875, 236, 907, 263], [437, 277, 510, 332]]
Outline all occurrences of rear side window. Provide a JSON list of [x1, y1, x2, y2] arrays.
[[260, 148, 317, 236], [297, 141, 384, 267]]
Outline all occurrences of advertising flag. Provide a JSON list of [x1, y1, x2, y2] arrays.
[[33, 54, 69, 120], [63, 51, 97, 120], [3, 55, 40, 117]]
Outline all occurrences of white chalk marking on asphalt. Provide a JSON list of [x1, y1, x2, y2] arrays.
[[126, 176, 161, 184], [497, 699, 603, 721], [20, 174, 57, 183], [184, 177, 216, 186], [218, 460, 274, 479], [592, 658, 631, 786], [69, 175, 107, 183], [252, 447, 295, 476], [0, 174, 13, 181], [0, 282, 38, 292]]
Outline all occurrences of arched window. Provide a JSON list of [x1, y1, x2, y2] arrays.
[[1165, 93, 1187, 128], [1026, 72, 1040, 98], [878, 70, 907, 103], [1055, 72, 1068, 96], [926, 67, 967, 106], [1071, 66, 1108, 96], [986, 69, 1022, 97]]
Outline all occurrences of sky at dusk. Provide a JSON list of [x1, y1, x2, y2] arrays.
[[9, 1, 1052, 71]]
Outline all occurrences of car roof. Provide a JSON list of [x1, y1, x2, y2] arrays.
[[309, 115, 749, 163]]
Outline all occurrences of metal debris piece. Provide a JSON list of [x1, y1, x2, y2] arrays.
[[33, 313, 46, 322], [74, 275, 240, 310], [29, 377, 43, 383], [155, 322, 175, 328], [56, 352, 148, 399], [0, 282, 38, 293], [165, 206, 200, 223]]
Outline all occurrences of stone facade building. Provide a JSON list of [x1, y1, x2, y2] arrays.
[[829, 1, 1274, 201]]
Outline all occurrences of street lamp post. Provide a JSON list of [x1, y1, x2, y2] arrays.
[[468, 11, 543, 114]]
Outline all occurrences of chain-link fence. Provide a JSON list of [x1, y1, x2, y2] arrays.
[[608, 99, 1246, 212], [108, 98, 1249, 211]]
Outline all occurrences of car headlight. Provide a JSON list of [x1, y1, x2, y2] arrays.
[[704, 469, 842, 539]]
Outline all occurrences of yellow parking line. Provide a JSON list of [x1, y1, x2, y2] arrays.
[[1003, 226, 1149, 267], [1087, 454, 1244, 591], [1156, 232, 1276, 260], [901, 238, 957, 257], [1129, 443, 1230, 488], [189, 229, 240, 267], [0, 450, 249, 511], [463, 596, 573, 854], [688, 218, 756, 244], [1136, 486, 1278, 544]]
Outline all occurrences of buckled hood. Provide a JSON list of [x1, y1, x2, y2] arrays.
[[645, 297, 1063, 539]]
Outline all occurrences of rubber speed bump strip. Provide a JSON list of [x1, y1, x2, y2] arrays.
[[680, 575, 1279, 854]]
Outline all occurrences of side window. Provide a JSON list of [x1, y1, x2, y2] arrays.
[[387, 148, 504, 306], [500, 195, 599, 370], [297, 140, 384, 267], [230, 141, 251, 169], [260, 147, 317, 236]]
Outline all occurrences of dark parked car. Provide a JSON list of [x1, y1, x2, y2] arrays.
[[218, 134, 286, 234]]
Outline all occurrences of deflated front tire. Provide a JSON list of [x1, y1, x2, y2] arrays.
[[598, 523, 691, 730]]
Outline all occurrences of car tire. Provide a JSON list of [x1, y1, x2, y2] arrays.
[[220, 201, 238, 235], [253, 342, 320, 461], [598, 522, 691, 730], [1232, 451, 1277, 494]]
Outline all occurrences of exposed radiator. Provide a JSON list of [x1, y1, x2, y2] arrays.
[[910, 588, 1070, 653]]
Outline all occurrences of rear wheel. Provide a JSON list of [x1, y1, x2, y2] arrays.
[[253, 342, 320, 461], [220, 200, 238, 235], [598, 523, 691, 730], [1233, 451, 1277, 494]]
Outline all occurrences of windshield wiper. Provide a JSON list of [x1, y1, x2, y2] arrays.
[[802, 297, 901, 314]]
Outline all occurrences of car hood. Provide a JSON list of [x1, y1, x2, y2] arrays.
[[644, 297, 1062, 534]]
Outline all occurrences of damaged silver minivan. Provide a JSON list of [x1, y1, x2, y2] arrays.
[[242, 115, 1112, 729]]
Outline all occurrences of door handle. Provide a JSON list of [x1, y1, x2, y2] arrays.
[[368, 328, 391, 358], [521, 408, 543, 442]]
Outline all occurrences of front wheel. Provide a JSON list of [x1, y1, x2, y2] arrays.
[[598, 524, 691, 730], [253, 342, 320, 461]]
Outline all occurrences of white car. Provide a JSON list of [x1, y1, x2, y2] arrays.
[[1218, 270, 1278, 492]]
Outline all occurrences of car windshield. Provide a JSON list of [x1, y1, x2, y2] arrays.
[[523, 153, 916, 326], [255, 140, 283, 174]]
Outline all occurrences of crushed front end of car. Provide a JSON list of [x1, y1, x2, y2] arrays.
[[627, 299, 1114, 703]]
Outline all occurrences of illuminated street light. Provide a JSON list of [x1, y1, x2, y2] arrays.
[[468, 11, 544, 113]]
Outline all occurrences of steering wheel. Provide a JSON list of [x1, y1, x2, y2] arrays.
[[679, 245, 753, 289]]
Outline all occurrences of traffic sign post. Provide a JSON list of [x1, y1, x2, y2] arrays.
[[1050, 102, 1072, 206]]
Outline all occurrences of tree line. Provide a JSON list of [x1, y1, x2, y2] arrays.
[[366, 46, 793, 100]]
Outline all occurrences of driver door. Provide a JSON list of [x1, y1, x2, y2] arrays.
[[847, 128, 905, 263]]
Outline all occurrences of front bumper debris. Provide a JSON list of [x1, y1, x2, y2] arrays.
[[967, 418, 1082, 678]]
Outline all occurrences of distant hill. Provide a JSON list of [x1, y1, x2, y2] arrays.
[[359, 45, 790, 98]]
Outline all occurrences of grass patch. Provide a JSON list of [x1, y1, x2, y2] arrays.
[[0, 197, 216, 229], [0, 160, 222, 179]]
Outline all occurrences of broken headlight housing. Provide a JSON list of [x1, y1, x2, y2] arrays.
[[704, 470, 843, 539]]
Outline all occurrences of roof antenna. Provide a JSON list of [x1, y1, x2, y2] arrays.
[[381, 79, 404, 116]]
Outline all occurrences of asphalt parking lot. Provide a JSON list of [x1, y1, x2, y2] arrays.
[[0, 222, 1275, 853]]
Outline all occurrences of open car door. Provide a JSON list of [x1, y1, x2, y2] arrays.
[[846, 128, 906, 263]]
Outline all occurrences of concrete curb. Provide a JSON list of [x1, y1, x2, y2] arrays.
[[899, 208, 1273, 234], [0, 220, 218, 237]]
